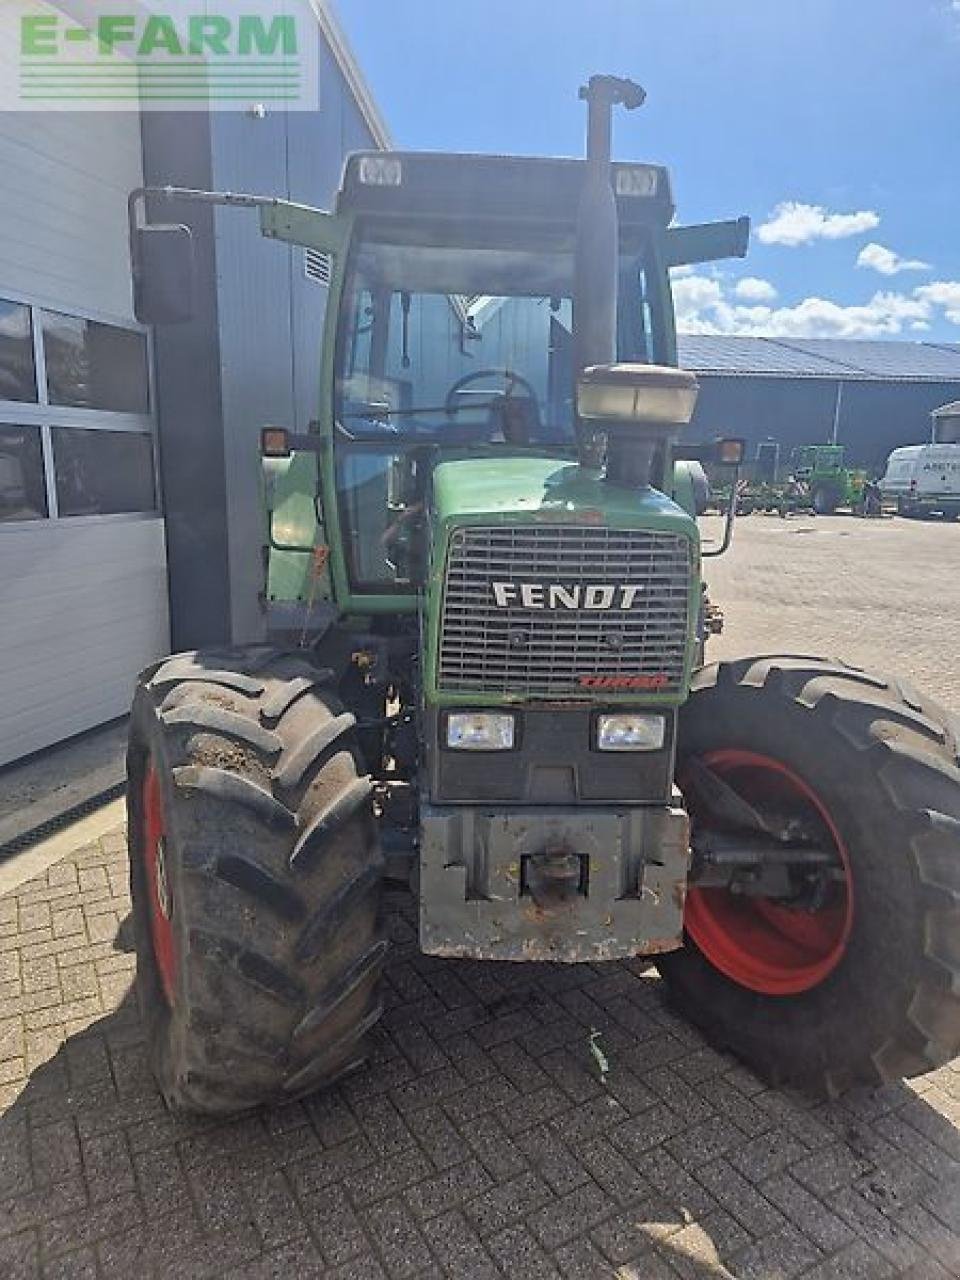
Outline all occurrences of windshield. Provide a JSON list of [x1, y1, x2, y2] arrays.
[[338, 238, 578, 445], [332, 225, 655, 590]]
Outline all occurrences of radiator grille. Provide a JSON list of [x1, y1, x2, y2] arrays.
[[437, 525, 693, 697]]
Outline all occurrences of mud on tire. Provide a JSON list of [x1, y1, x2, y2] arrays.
[[126, 645, 386, 1114], [659, 655, 960, 1096]]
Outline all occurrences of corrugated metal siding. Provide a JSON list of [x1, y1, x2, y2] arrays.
[[210, 25, 378, 643], [691, 377, 960, 473], [0, 520, 169, 766], [0, 111, 142, 321]]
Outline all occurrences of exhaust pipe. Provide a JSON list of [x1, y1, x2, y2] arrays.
[[572, 74, 646, 457]]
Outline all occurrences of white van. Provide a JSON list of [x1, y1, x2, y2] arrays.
[[880, 444, 960, 519]]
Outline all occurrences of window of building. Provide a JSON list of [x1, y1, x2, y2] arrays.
[[42, 313, 150, 414], [52, 427, 156, 517], [0, 299, 38, 404], [0, 300, 157, 524], [0, 425, 47, 522]]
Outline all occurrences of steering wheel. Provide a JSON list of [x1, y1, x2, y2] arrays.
[[445, 368, 538, 409], [444, 368, 541, 445]]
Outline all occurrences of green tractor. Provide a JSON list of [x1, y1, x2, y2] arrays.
[[126, 77, 960, 1114], [790, 443, 867, 515]]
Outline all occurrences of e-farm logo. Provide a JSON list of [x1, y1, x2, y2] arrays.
[[4, 1, 319, 111]]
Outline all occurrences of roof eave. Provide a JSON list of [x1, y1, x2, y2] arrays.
[[310, 0, 391, 149]]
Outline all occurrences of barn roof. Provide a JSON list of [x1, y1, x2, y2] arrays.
[[679, 336, 960, 383]]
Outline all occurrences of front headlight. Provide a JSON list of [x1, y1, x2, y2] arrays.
[[596, 713, 665, 752], [446, 712, 516, 751]]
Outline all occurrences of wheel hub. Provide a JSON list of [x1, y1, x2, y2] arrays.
[[683, 750, 855, 996]]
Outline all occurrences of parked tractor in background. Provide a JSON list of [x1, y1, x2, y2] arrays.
[[791, 443, 868, 515], [125, 76, 960, 1115]]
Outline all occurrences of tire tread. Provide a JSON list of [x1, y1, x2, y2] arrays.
[[127, 647, 385, 1114]]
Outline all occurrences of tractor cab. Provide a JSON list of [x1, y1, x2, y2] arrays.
[[254, 138, 750, 612], [792, 443, 845, 478], [789, 443, 865, 515], [328, 151, 676, 593]]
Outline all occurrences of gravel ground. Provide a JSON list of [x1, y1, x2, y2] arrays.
[[0, 511, 958, 1280]]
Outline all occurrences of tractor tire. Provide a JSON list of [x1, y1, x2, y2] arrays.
[[126, 645, 386, 1114], [659, 656, 960, 1096]]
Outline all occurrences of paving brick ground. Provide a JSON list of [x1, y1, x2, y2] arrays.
[[2, 515, 959, 1279], [704, 512, 960, 711]]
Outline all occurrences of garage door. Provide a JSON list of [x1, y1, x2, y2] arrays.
[[0, 111, 169, 766]]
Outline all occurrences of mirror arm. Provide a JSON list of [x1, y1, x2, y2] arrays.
[[128, 183, 311, 268], [280, 432, 324, 454], [130, 184, 295, 217], [261, 427, 325, 459]]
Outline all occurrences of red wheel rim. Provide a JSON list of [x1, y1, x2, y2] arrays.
[[684, 749, 854, 996], [142, 764, 177, 1006]]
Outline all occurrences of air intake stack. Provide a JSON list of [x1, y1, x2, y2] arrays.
[[572, 75, 645, 383], [573, 76, 699, 488], [578, 362, 700, 490]]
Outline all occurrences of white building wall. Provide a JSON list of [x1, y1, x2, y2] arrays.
[[0, 108, 170, 766], [0, 520, 168, 764], [0, 111, 143, 322]]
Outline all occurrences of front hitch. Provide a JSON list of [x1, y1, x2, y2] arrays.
[[419, 803, 690, 963], [523, 847, 587, 912]]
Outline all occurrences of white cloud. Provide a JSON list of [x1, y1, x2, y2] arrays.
[[675, 274, 933, 339], [915, 281, 960, 325], [756, 294, 930, 339], [675, 270, 960, 339], [672, 274, 723, 320], [756, 201, 880, 247], [733, 277, 778, 302], [857, 242, 931, 276]]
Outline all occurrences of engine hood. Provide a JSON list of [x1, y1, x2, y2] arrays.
[[430, 455, 695, 531], [423, 455, 701, 708]]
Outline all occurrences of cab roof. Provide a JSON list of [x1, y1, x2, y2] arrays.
[[336, 151, 675, 231]]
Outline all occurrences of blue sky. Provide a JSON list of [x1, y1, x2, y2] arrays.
[[335, 0, 960, 342]]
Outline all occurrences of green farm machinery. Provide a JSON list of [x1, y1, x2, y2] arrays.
[[790, 444, 869, 515], [717, 442, 873, 516], [125, 77, 960, 1114]]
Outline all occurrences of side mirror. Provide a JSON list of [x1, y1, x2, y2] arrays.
[[132, 224, 196, 324], [662, 217, 751, 268]]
